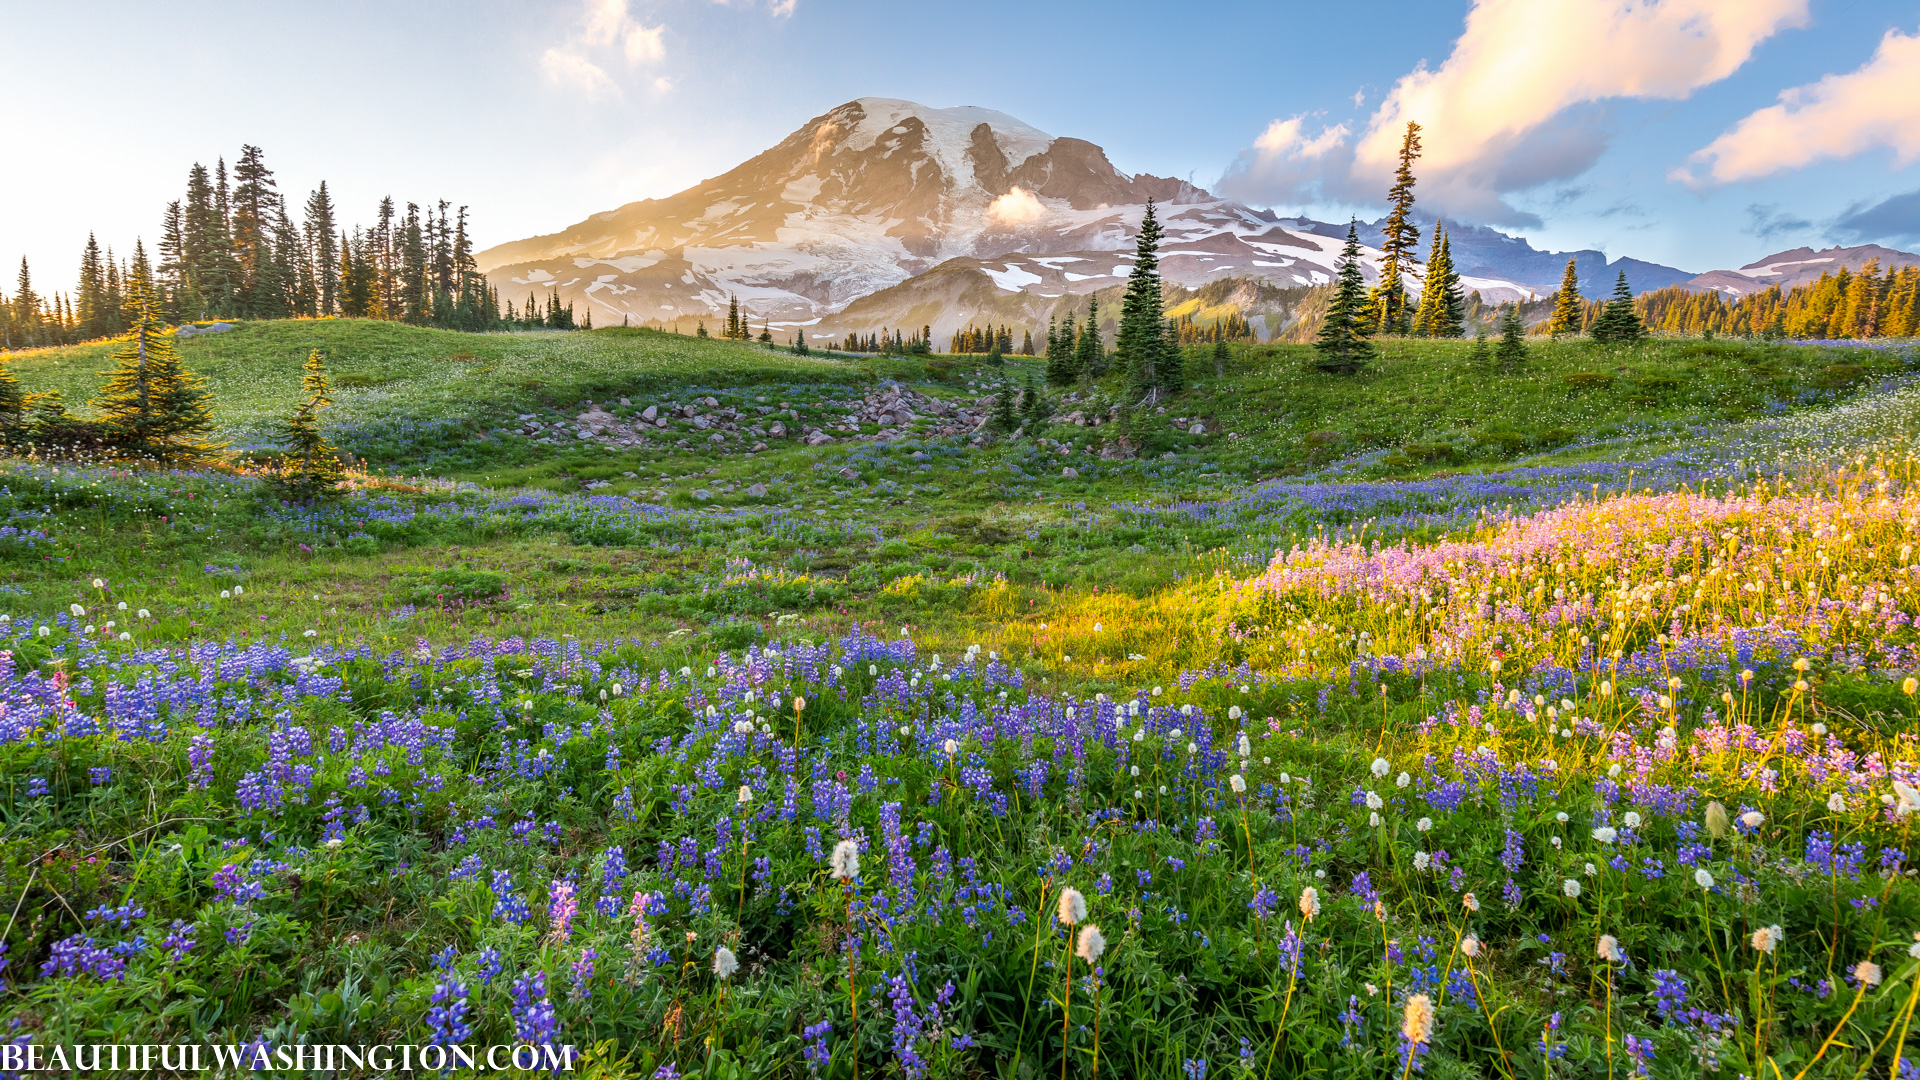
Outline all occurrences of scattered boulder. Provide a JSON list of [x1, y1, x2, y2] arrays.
[[746, 483, 767, 497], [1062, 467, 1078, 478], [692, 489, 711, 502]]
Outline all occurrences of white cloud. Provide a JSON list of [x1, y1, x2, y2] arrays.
[[1221, 0, 1807, 224], [543, 0, 666, 98], [768, 0, 797, 16], [651, 75, 677, 94], [540, 48, 619, 99], [1677, 24, 1920, 186], [583, 0, 665, 61], [986, 187, 1047, 226]]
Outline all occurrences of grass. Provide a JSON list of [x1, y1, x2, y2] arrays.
[[0, 319, 1915, 1077]]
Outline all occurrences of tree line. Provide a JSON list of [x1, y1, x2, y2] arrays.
[[1624, 261, 1920, 340], [0, 144, 539, 349]]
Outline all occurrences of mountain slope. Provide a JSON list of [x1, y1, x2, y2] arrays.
[[1684, 244, 1920, 296], [477, 98, 1549, 337]]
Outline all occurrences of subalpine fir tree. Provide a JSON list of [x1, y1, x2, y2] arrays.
[[993, 379, 1019, 433], [1589, 271, 1645, 345], [1368, 121, 1423, 335], [1075, 301, 1102, 377], [1548, 258, 1584, 336], [1117, 200, 1179, 401], [270, 349, 346, 502], [92, 266, 217, 463], [1213, 337, 1230, 378], [1313, 222, 1375, 374], [1495, 303, 1529, 373], [1412, 225, 1464, 337], [1468, 329, 1492, 367]]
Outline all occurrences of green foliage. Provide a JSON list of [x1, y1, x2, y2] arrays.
[[401, 566, 509, 606], [1591, 271, 1646, 346], [266, 349, 346, 502], [1118, 201, 1180, 401], [1313, 223, 1376, 375], [1549, 256, 1584, 335], [1368, 121, 1422, 335], [1495, 303, 1529, 372], [90, 278, 217, 463]]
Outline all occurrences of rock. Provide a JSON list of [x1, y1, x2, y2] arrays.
[[655, 418, 669, 429], [703, 396, 719, 408], [1163, 451, 1177, 459], [910, 451, 927, 460], [691, 416, 710, 430], [576, 431, 593, 440], [837, 467, 859, 480], [175, 322, 234, 338], [751, 442, 767, 452], [708, 433, 725, 444], [1188, 423, 1206, 435], [747, 483, 767, 496], [1062, 467, 1078, 478], [806, 432, 834, 446], [768, 421, 788, 439], [622, 471, 637, 478], [619, 398, 631, 406], [640, 405, 658, 421], [692, 489, 711, 502]]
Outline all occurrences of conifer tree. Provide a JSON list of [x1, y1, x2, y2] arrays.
[[1213, 338, 1230, 378], [270, 349, 345, 502], [993, 379, 1019, 433], [1076, 303, 1104, 377], [305, 183, 339, 316], [1468, 329, 1492, 367], [1495, 303, 1529, 372], [1368, 121, 1423, 335], [1117, 201, 1179, 401], [1412, 225, 1464, 337], [92, 264, 217, 463], [1589, 271, 1644, 345], [1313, 222, 1375, 374], [1548, 258, 1584, 336]]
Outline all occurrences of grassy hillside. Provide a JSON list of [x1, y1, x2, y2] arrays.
[[4, 320, 862, 462]]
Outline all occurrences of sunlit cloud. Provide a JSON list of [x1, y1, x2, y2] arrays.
[[1676, 23, 1920, 187], [1221, 0, 1807, 225], [540, 48, 619, 99]]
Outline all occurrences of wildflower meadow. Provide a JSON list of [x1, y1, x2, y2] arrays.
[[0, 325, 1914, 1079]]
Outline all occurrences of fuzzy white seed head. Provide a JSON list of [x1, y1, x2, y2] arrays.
[[1751, 925, 1783, 954], [1395, 771, 1410, 789], [1412, 851, 1431, 871], [1463, 892, 1480, 912], [1369, 812, 1383, 828], [1370, 757, 1390, 778], [1229, 774, 1246, 795], [1299, 887, 1321, 921], [1694, 868, 1715, 890], [1893, 781, 1920, 815], [1401, 993, 1435, 1045], [1597, 934, 1623, 963], [1740, 810, 1765, 829], [1057, 887, 1087, 926], [1562, 879, 1582, 899], [1365, 790, 1384, 811], [1416, 817, 1432, 833], [1854, 960, 1883, 987], [1461, 934, 1481, 958], [1828, 792, 1847, 813], [1622, 812, 1642, 828], [1555, 812, 1569, 824], [1076, 924, 1107, 963], [1237, 732, 1249, 755], [713, 946, 738, 979], [1592, 827, 1618, 844], [737, 786, 752, 804], [829, 840, 860, 881], [943, 738, 958, 755]]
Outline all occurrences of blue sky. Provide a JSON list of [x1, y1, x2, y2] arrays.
[[3, 0, 1918, 290]]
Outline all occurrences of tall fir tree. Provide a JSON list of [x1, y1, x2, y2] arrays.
[[1548, 257, 1584, 336], [304, 182, 339, 317], [91, 262, 217, 462], [1117, 200, 1180, 400], [1368, 121, 1423, 335], [230, 145, 279, 318], [271, 349, 345, 501], [1313, 222, 1376, 374], [1589, 271, 1644, 345]]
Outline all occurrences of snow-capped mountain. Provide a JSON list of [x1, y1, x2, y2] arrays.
[[477, 98, 1564, 338], [1685, 245, 1920, 297]]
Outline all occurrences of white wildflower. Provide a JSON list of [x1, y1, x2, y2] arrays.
[[712, 946, 738, 979], [1057, 887, 1086, 926], [1076, 924, 1106, 963], [829, 840, 860, 881], [1562, 879, 1582, 899]]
